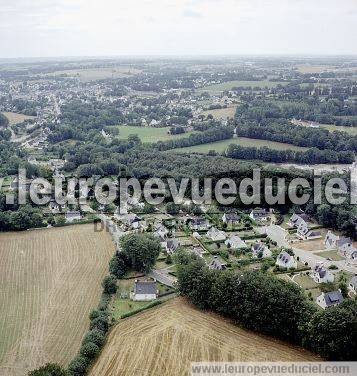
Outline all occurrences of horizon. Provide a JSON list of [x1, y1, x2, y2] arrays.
[[1, 0, 356, 58]]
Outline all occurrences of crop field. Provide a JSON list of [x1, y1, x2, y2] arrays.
[[1, 112, 35, 125], [174, 137, 308, 154], [201, 105, 237, 119], [197, 80, 286, 92], [0, 224, 115, 376], [89, 298, 317, 376], [112, 125, 196, 143], [296, 65, 337, 74], [43, 67, 141, 82]]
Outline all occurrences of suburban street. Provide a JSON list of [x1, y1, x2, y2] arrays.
[[260, 224, 357, 274]]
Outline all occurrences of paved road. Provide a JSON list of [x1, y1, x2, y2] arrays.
[[260, 224, 357, 274]]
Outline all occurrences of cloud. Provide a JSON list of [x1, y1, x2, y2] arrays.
[[183, 9, 203, 18]]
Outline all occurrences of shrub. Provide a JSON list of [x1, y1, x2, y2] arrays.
[[80, 342, 100, 359]]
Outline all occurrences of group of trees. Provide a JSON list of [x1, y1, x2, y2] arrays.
[[109, 233, 161, 278], [176, 253, 357, 360], [0, 112, 9, 127], [226, 144, 355, 164], [235, 120, 357, 153], [0, 204, 45, 232]]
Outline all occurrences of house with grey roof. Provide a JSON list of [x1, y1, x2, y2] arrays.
[[316, 290, 344, 309], [296, 222, 321, 240], [209, 257, 227, 271], [222, 213, 240, 225], [164, 238, 180, 254], [249, 208, 269, 222], [288, 213, 310, 228], [251, 242, 272, 259], [276, 251, 297, 269], [348, 276, 357, 294], [65, 210, 82, 223], [311, 263, 334, 284], [131, 280, 158, 301], [189, 217, 210, 231], [225, 235, 246, 249], [206, 227, 226, 242]]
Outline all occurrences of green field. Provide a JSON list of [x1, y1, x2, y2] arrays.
[[319, 123, 357, 136], [111, 125, 196, 143], [173, 137, 308, 154], [197, 80, 286, 92], [314, 250, 344, 261]]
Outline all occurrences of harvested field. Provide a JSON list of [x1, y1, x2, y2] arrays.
[[89, 298, 318, 376], [0, 224, 115, 376], [201, 105, 237, 119], [1, 112, 35, 125]]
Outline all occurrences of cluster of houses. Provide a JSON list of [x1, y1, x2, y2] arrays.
[[324, 230, 357, 264]]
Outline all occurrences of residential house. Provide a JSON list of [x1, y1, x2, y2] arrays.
[[131, 280, 158, 301], [164, 238, 180, 254], [222, 213, 240, 225], [311, 263, 334, 284], [249, 208, 269, 222], [316, 290, 344, 309], [192, 232, 202, 239], [297, 222, 321, 240], [325, 231, 352, 250], [191, 246, 204, 258], [338, 239, 357, 263], [209, 257, 227, 271], [225, 235, 246, 249], [251, 242, 272, 259], [48, 201, 60, 213], [206, 227, 226, 242], [276, 251, 297, 269], [65, 211, 82, 223], [348, 276, 357, 293], [288, 213, 310, 228], [189, 217, 210, 231]]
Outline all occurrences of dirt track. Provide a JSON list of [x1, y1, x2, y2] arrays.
[[89, 298, 318, 376]]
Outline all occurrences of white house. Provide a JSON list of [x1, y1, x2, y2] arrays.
[[225, 235, 246, 249], [249, 208, 269, 222], [276, 251, 297, 269], [206, 227, 226, 242], [311, 263, 334, 284], [324, 231, 340, 249], [131, 280, 158, 301], [222, 213, 240, 225], [65, 211, 82, 223], [288, 213, 309, 228], [348, 276, 357, 293], [316, 290, 344, 309], [189, 217, 210, 231], [296, 222, 321, 240], [251, 242, 272, 259]]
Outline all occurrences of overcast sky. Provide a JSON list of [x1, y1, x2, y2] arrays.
[[1, 0, 356, 58]]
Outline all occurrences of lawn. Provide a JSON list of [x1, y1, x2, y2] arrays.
[[173, 137, 308, 154], [293, 274, 318, 289], [197, 80, 286, 92], [319, 123, 357, 136], [110, 125, 196, 143], [314, 250, 344, 261], [201, 105, 237, 119]]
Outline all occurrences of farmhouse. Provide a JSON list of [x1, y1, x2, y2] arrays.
[[311, 264, 334, 284], [131, 280, 158, 301], [349, 276, 357, 293], [249, 208, 269, 222], [316, 291, 344, 309], [206, 227, 226, 242], [276, 251, 297, 269], [65, 211, 82, 223], [251, 242, 272, 258], [222, 213, 240, 225], [225, 235, 246, 249], [209, 257, 227, 271]]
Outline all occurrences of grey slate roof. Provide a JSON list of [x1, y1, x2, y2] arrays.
[[324, 291, 344, 307], [134, 280, 157, 295]]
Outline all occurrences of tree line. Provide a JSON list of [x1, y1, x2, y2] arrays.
[[176, 253, 357, 360]]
